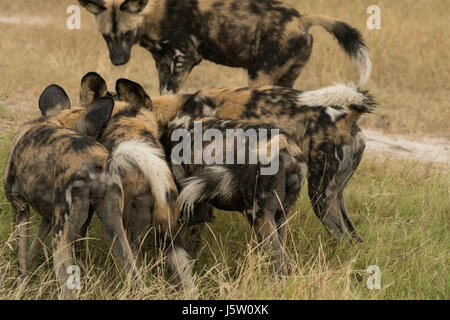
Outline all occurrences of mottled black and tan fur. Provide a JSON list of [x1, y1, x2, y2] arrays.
[[3, 85, 137, 299], [151, 83, 375, 243], [78, 73, 196, 293], [79, 0, 371, 94], [163, 114, 308, 272]]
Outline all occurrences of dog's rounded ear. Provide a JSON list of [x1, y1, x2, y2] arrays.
[[39, 84, 71, 117], [78, 97, 114, 137], [80, 72, 108, 108], [78, 0, 106, 15], [120, 0, 148, 14], [116, 78, 153, 110]]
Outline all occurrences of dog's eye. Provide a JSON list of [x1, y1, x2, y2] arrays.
[[122, 30, 134, 42], [102, 33, 112, 42]]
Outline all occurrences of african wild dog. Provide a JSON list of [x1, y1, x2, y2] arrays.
[[169, 84, 376, 243], [78, 73, 196, 294], [3, 85, 138, 299], [163, 115, 308, 273], [79, 0, 371, 94], [115, 82, 373, 244]]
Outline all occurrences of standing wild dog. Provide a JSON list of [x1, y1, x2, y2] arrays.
[[78, 73, 196, 294], [114, 82, 373, 244], [170, 84, 376, 243], [163, 114, 308, 273], [78, 0, 371, 94], [3, 85, 138, 299]]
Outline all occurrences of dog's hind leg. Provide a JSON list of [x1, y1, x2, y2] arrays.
[[274, 209, 288, 246], [74, 205, 94, 258], [275, 171, 303, 245], [79, 205, 94, 239], [28, 217, 51, 265], [5, 175, 31, 286], [165, 236, 197, 298], [252, 209, 289, 275], [13, 202, 30, 287], [126, 196, 153, 255], [92, 176, 139, 281], [52, 181, 91, 299], [180, 222, 207, 259]]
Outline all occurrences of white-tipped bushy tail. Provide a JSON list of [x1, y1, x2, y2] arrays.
[[353, 45, 372, 88], [109, 139, 176, 228], [298, 83, 376, 124], [301, 15, 372, 87], [298, 83, 375, 110], [177, 166, 236, 218]]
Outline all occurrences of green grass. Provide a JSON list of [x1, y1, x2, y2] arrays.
[[0, 132, 448, 299]]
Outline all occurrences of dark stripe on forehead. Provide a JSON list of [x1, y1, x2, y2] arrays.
[[112, 6, 118, 34]]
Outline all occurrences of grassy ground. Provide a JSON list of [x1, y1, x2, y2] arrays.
[[0, 0, 449, 300], [0, 130, 448, 299]]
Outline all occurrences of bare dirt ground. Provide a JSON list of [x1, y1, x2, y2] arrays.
[[0, 16, 47, 26], [364, 130, 449, 166]]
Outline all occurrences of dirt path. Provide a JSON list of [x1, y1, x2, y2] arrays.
[[0, 16, 48, 26], [364, 130, 449, 166]]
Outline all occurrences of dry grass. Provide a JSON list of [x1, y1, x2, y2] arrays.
[[0, 129, 448, 299], [0, 0, 449, 300], [0, 0, 449, 137]]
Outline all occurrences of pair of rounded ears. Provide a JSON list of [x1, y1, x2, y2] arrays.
[[39, 72, 153, 136], [80, 72, 153, 111], [39, 84, 114, 138], [78, 0, 149, 15]]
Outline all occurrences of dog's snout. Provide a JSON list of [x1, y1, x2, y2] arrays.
[[110, 49, 130, 66]]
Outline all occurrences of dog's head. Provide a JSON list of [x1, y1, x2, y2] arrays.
[[296, 84, 376, 243], [79, 0, 148, 66], [307, 124, 366, 243]]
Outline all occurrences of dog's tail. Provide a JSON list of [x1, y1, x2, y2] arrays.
[[177, 166, 237, 218], [298, 83, 376, 125], [345, 89, 376, 126], [300, 14, 372, 88], [109, 139, 179, 230]]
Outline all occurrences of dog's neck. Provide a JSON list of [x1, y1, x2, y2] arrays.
[[140, 0, 168, 42], [152, 94, 192, 127]]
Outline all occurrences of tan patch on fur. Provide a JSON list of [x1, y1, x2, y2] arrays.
[[204, 88, 252, 119], [95, 0, 146, 37], [57, 107, 86, 129], [110, 110, 160, 143], [153, 94, 191, 126], [197, 0, 215, 13], [141, 0, 167, 40]]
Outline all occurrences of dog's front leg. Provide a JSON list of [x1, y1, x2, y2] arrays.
[[151, 47, 174, 96], [163, 37, 203, 95]]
